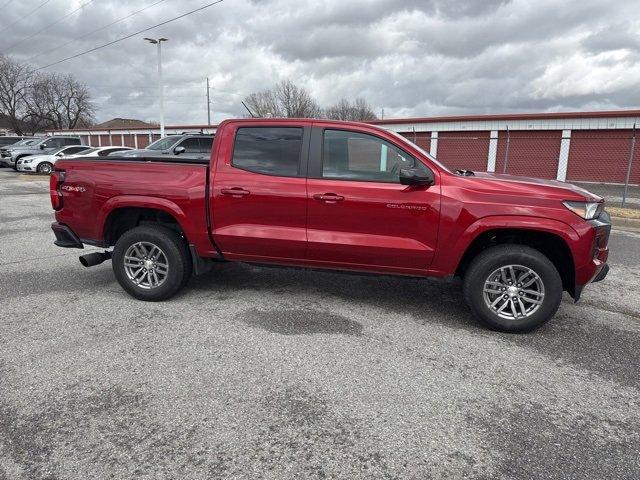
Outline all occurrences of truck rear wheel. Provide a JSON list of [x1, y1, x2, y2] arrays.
[[112, 225, 192, 301], [462, 244, 563, 332]]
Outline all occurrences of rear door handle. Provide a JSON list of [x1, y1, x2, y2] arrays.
[[221, 187, 250, 197], [313, 193, 344, 203]]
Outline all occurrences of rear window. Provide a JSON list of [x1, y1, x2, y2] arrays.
[[232, 127, 302, 177]]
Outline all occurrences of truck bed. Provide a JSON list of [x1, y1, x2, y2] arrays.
[[53, 156, 214, 256]]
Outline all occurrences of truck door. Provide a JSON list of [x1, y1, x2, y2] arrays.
[[210, 123, 310, 261], [306, 126, 440, 274]]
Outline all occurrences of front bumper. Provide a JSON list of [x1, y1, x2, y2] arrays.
[[51, 222, 84, 249], [592, 263, 609, 283], [573, 211, 611, 300]]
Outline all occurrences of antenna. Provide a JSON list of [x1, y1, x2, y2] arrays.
[[241, 101, 256, 118]]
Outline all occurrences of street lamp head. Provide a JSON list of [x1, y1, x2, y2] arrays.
[[143, 37, 168, 44]]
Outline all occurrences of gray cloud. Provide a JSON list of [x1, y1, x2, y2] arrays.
[[1, 0, 639, 125]]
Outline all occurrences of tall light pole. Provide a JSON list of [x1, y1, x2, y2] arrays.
[[144, 37, 168, 138], [206, 77, 211, 125]]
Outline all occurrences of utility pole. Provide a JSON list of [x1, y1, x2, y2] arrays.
[[622, 123, 636, 208], [144, 37, 168, 138], [206, 77, 211, 125]]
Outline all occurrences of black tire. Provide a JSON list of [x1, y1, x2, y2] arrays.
[[37, 162, 53, 174], [112, 225, 192, 301], [12, 156, 25, 171], [463, 244, 563, 332]]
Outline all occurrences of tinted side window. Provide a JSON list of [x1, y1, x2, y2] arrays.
[[65, 146, 89, 154], [199, 137, 213, 152], [64, 138, 80, 145], [322, 130, 417, 183], [232, 127, 302, 176], [179, 138, 201, 153], [44, 138, 65, 149]]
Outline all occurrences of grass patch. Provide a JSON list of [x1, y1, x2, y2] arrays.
[[608, 207, 640, 219]]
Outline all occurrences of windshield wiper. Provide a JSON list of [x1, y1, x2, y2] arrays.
[[455, 169, 475, 176]]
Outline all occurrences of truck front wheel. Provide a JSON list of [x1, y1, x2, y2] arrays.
[[462, 244, 563, 332], [112, 225, 192, 301]]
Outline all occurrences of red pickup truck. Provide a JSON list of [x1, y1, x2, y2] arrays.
[[50, 118, 610, 332]]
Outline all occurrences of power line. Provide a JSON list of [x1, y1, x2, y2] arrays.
[[36, 0, 224, 71], [0, 0, 54, 35], [93, 94, 205, 99], [2, 0, 97, 54], [27, 0, 170, 62], [89, 84, 243, 96]]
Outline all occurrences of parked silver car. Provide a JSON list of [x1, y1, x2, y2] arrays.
[[0, 136, 82, 169], [0, 136, 35, 148]]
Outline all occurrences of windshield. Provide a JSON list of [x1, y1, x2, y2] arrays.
[[386, 130, 451, 173], [146, 136, 181, 151], [14, 139, 35, 146]]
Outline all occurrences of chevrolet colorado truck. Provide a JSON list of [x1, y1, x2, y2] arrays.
[[50, 118, 611, 332]]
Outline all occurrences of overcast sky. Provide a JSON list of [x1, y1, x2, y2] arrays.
[[2, 0, 640, 125]]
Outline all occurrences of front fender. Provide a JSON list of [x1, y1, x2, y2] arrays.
[[429, 215, 581, 276]]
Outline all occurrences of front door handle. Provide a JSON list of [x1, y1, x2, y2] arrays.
[[313, 193, 344, 203], [221, 187, 250, 197]]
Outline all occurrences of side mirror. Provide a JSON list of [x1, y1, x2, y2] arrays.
[[399, 167, 435, 187], [39, 144, 45, 150], [174, 146, 185, 155], [56, 152, 63, 156]]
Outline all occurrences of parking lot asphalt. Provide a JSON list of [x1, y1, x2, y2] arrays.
[[1, 169, 639, 480]]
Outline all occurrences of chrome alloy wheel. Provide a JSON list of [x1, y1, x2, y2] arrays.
[[482, 264, 545, 320], [123, 241, 169, 289]]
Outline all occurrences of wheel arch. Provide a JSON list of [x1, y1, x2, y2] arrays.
[[100, 197, 189, 247], [452, 217, 579, 297]]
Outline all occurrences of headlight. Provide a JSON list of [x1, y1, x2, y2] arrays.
[[23, 159, 32, 163], [563, 201, 604, 220]]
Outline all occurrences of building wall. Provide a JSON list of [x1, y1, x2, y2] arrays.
[[494, 131, 562, 179], [436, 131, 491, 172], [567, 130, 640, 184]]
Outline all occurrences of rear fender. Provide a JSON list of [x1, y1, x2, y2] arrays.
[[96, 195, 194, 250]]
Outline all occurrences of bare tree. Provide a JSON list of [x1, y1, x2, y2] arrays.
[[325, 97, 378, 121], [0, 56, 32, 134], [244, 80, 322, 118], [0, 55, 95, 134], [244, 89, 279, 118], [31, 73, 95, 129]]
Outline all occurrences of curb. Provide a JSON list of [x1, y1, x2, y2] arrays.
[[611, 216, 640, 233]]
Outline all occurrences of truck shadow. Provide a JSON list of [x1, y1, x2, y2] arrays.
[[187, 262, 479, 332]]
